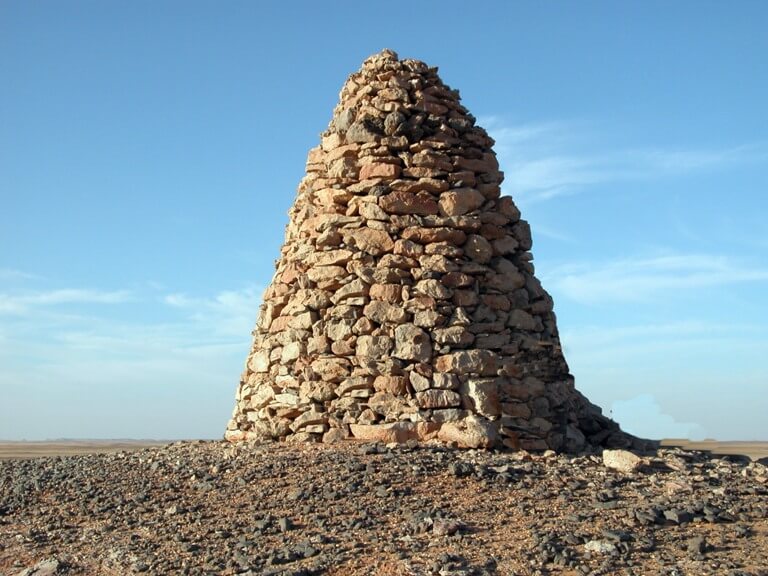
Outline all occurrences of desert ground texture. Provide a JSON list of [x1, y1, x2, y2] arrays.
[[1, 440, 766, 576]]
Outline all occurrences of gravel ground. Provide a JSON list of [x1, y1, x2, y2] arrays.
[[1, 441, 766, 575]]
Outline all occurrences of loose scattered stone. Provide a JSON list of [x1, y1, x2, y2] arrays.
[[432, 518, 463, 536], [584, 539, 617, 555], [688, 535, 709, 555], [603, 449, 643, 473]]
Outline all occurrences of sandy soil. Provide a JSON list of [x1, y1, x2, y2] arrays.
[[0, 440, 170, 460], [660, 440, 768, 461]]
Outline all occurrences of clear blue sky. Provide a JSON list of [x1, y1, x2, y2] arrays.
[[2, 1, 766, 441]]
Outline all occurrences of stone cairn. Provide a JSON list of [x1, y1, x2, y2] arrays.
[[226, 49, 635, 452]]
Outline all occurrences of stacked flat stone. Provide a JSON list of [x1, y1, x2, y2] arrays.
[[226, 49, 632, 452]]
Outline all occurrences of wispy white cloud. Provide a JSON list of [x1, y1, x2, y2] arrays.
[[542, 253, 768, 304], [531, 223, 576, 243], [562, 321, 768, 441], [163, 285, 263, 338], [561, 320, 768, 362], [0, 289, 133, 315], [0, 268, 40, 281], [611, 394, 707, 440], [481, 117, 768, 202], [0, 283, 264, 439]]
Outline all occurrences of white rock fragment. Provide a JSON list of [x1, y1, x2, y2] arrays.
[[602, 449, 643, 473]]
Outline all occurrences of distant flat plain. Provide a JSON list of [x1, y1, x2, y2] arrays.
[[1, 439, 767, 460], [660, 439, 768, 460], [0, 440, 171, 460]]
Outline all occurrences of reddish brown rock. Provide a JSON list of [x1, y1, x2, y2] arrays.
[[438, 188, 486, 216], [345, 227, 394, 255], [359, 162, 402, 180], [379, 191, 439, 216]]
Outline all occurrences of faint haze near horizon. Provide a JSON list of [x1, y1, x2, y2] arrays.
[[1, 1, 767, 441]]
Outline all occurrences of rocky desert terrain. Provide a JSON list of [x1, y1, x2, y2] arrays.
[[1, 440, 766, 576]]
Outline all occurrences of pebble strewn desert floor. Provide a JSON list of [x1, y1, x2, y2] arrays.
[[1, 441, 766, 576]]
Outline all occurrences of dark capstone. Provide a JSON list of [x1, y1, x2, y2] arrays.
[[720, 454, 752, 466], [664, 509, 693, 524], [602, 529, 632, 542], [447, 117, 474, 133], [635, 507, 664, 525], [687, 535, 709, 555], [277, 517, 292, 532], [449, 461, 474, 478], [368, 184, 390, 197], [346, 117, 384, 143], [332, 108, 356, 133], [295, 542, 319, 559], [384, 112, 405, 136]]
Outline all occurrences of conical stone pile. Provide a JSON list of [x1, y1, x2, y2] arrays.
[[226, 49, 633, 452]]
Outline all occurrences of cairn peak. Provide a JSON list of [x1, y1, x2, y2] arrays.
[[225, 51, 637, 451]]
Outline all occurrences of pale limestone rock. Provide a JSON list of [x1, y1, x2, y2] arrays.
[[438, 415, 497, 449], [363, 301, 408, 324], [310, 358, 350, 382], [434, 349, 499, 376], [356, 334, 393, 357], [249, 386, 276, 410], [393, 324, 432, 362], [464, 378, 501, 418], [358, 201, 389, 220], [307, 265, 346, 284], [248, 351, 270, 373], [413, 310, 441, 328], [416, 389, 461, 409], [501, 402, 531, 419], [349, 421, 440, 443], [409, 371, 431, 392], [336, 376, 374, 397], [326, 318, 355, 341], [280, 342, 303, 363], [431, 408, 465, 422], [603, 449, 643, 473], [322, 427, 349, 443], [368, 391, 406, 417], [373, 375, 407, 395], [290, 410, 327, 432], [433, 326, 474, 347], [345, 227, 394, 256], [331, 278, 370, 304], [432, 373, 460, 390], [414, 279, 452, 299], [308, 250, 353, 267]]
